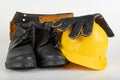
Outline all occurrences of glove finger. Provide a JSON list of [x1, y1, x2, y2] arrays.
[[81, 15, 94, 36], [52, 19, 64, 27], [57, 23, 72, 31], [69, 20, 84, 39], [95, 14, 114, 37]]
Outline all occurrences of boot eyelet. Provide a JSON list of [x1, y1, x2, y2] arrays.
[[24, 14, 27, 17], [22, 18, 26, 22]]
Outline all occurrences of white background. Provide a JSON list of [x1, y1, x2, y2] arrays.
[[0, 0, 120, 80]]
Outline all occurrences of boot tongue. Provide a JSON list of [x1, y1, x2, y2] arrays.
[[35, 22, 53, 47], [9, 21, 36, 50], [42, 22, 61, 50], [42, 22, 53, 31]]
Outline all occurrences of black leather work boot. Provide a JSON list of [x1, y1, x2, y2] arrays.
[[35, 22, 68, 67], [5, 21, 37, 69]]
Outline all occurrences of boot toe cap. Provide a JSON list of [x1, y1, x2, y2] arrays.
[[38, 55, 68, 67], [5, 56, 36, 69]]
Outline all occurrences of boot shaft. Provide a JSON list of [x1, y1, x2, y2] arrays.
[[35, 22, 60, 50]]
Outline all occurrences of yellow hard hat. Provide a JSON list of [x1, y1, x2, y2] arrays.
[[61, 21, 108, 70], [53, 14, 114, 70]]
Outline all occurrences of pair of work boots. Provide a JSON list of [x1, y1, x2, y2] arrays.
[[5, 12, 71, 69]]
